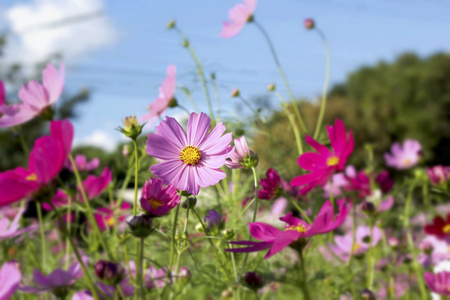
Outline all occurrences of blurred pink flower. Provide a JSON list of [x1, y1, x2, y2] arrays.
[[225, 136, 257, 169], [376, 274, 408, 299], [220, 0, 257, 38], [0, 208, 37, 241], [258, 168, 288, 200], [141, 65, 176, 125], [0, 64, 64, 127], [418, 236, 450, 268], [146, 112, 233, 195], [0, 261, 21, 299], [94, 202, 131, 232], [0, 120, 73, 207], [228, 199, 350, 259], [427, 165, 450, 186], [376, 170, 394, 193], [0, 80, 5, 106], [65, 154, 100, 172], [384, 139, 422, 169], [425, 213, 450, 240], [140, 177, 180, 217], [21, 261, 83, 293], [291, 119, 354, 195], [424, 271, 450, 297], [270, 198, 288, 219]]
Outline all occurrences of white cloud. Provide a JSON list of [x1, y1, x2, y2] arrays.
[[74, 130, 119, 152], [3, 0, 116, 68]]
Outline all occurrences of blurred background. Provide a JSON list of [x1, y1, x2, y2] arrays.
[[0, 0, 449, 179]]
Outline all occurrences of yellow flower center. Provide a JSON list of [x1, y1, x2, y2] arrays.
[[285, 224, 307, 234], [148, 198, 163, 209], [327, 156, 339, 167], [404, 158, 411, 165], [26, 173, 37, 181], [442, 224, 450, 234], [352, 243, 361, 254], [180, 145, 202, 165], [106, 218, 115, 227]]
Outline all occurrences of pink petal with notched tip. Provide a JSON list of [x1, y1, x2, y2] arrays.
[[249, 222, 280, 242]]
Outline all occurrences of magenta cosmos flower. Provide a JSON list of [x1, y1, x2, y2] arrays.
[[291, 119, 354, 195], [0, 120, 73, 207], [227, 199, 350, 259], [0, 208, 37, 241], [258, 168, 289, 200], [94, 202, 131, 231], [140, 177, 181, 216], [0, 261, 21, 299], [141, 65, 176, 125], [220, 0, 257, 38], [424, 271, 450, 297], [225, 136, 257, 169], [21, 261, 83, 294], [0, 64, 64, 128], [146, 112, 233, 195], [427, 165, 450, 186], [65, 154, 100, 172], [384, 139, 422, 169]]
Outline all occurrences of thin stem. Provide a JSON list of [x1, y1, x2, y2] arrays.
[[175, 27, 215, 122], [253, 20, 307, 133], [65, 196, 72, 269], [366, 218, 374, 289], [36, 203, 47, 269], [49, 202, 99, 300], [238, 95, 265, 123], [167, 203, 181, 283], [299, 251, 311, 300], [312, 28, 331, 140], [16, 127, 29, 157], [69, 154, 114, 261], [178, 84, 200, 112], [346, 203, 357, 266], [211, 75, 221, 123], [276, 93, 303, 155], [138, 238, 145, 300], [285, 193, 311, 224], [132, 139, 139, 217], [178, 105, 191, 118]]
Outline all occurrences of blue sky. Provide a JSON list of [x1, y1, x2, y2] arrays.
[[2, 0, 450, 150]]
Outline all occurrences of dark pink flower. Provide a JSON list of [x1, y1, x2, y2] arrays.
[[146, 112, 233, 195], [375, 170, 394, 193], [427, 165, 450, 186], [141, 65, 176, 125], [425, 213, 450, 240], [220, 0, 257, 38], [94, 202, 131, 231], [0, 64, 64, 127], [0, 261, 21, 299], [65, 154, 100, 172], [291, 119, 354, 195], [227, 199, 350, 259], [140, 177, 180, 217], [384, 139, 422, 169], [424, 271, 450, 297], [258, 168, 286, 200], [0, 120, 73, 207]]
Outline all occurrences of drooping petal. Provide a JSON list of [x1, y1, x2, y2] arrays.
[[248, 222, 280, 242]]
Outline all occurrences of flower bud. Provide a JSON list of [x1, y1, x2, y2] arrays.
[[241, 150, 259, 169], [420, 241, 433, 255], [244, 272, 264, 290], [210, 73, 216, 80], [388, 237, 399, 249], [182, 39, 189, 48], [204, 210, 224, 231], [304, 18, 315, 30], [127, 214, 154, 238], [360, 288, 375, 300], [361, 201, 376, 215], [117, 116, 145, 140], [221, 289, 233, 298], [94, 260, 126, 285], [230, 88, 240, 98], [122, 145, 129, 157], [181, 197, 197, 209], [178, 267, 191, 282], [267, 83, 276, 92], [195, 222, 204, 232], [168, 97, 178, 108], [167, 19, 175, 30], [222, 228, 235, 240]]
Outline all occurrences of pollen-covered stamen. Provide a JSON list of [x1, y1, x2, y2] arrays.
[[442, 224, 450, 234], [352, 243, 361, 254], [106, 217, 115, 227], [26, 173, 37, 181], [404, 158, 411, 165], [327, 156, 339, 167], [284, 224, 307, 234], [148, 198, 163, 209], [180, 145, 202, 165]]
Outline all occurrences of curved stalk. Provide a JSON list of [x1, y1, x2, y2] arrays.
[[299, 250, 311, 300], [132, 139, 139, 217]]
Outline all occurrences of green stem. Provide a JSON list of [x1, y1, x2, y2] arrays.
[[175, 27, 215, 122], [276, 93, 303, 155], [312, 28, 331, 140], [36, 203, 46, 269], [132, 139, 139, 217], [346, 203, 357, 266], [69, 154, 114, 261], [167, 203, 181, 283], [404, 179, 428, 299], [211, 75, 221, 123], [299, 251, 311, 300], [178, 105, 191, 118], [65, 196, 72, 269], [16, 127, 29, 157], [138, 238, 145, 300], [285, 193, 311, 224], [366, 218, 374, 289], [178, 84, 200, 112], [253, 20, 307, 133], [49, 202, 99, 300]]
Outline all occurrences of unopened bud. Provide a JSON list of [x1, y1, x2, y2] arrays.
[[221, 289, 233, 298], [182, 39, 189, 48], [360, 288, 375, 300], [361, 201, 376, 215], [211, 73, 216, 80], [230, 88, 240, 98], [244, 272, 264, 290], [127, 214, 154, 238], [222, 228, 235, 240], [167, 19, 175, 30], [94, 260, 125, 285], [267, 83, 276, 92], [117, 116, 144, 140], [420, 242, 433, 255], [241, 150, 259, 169], [195, 222, 204, 232], [388, 237, 399, 249], [168, 97, 178, 108], [181, 197, 197, 209], [304, 18, 315, 30]]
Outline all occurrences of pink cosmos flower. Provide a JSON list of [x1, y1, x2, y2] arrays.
[[65, 154, 100, 172], [94, 202, 131, 231], [424, 271, 450, 297], [141, 65, 176, 125], [0, 64, 64, 127], [384, 139, 422, 169], [0, 261, 21, 299], [43, 167, 112, 210], [418, 236, 450, 268], [220, 0, 257, 38], [291, 119, 354, 195], [258, 168, 290, 200], [0, 80, 5, 106], [376, 170, 394, 193], [140, 177, 181, 216], [0, 208, 38, 241], [324, 225, 382, 262], [427, 165, 450, 186], [227, 199, 350, 259], [128, 261, 189, 289], [0, 120, 73, 207], [21, 261, 83, 293], [146, 112, 233, 195], [225, 136, 257, 169]]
